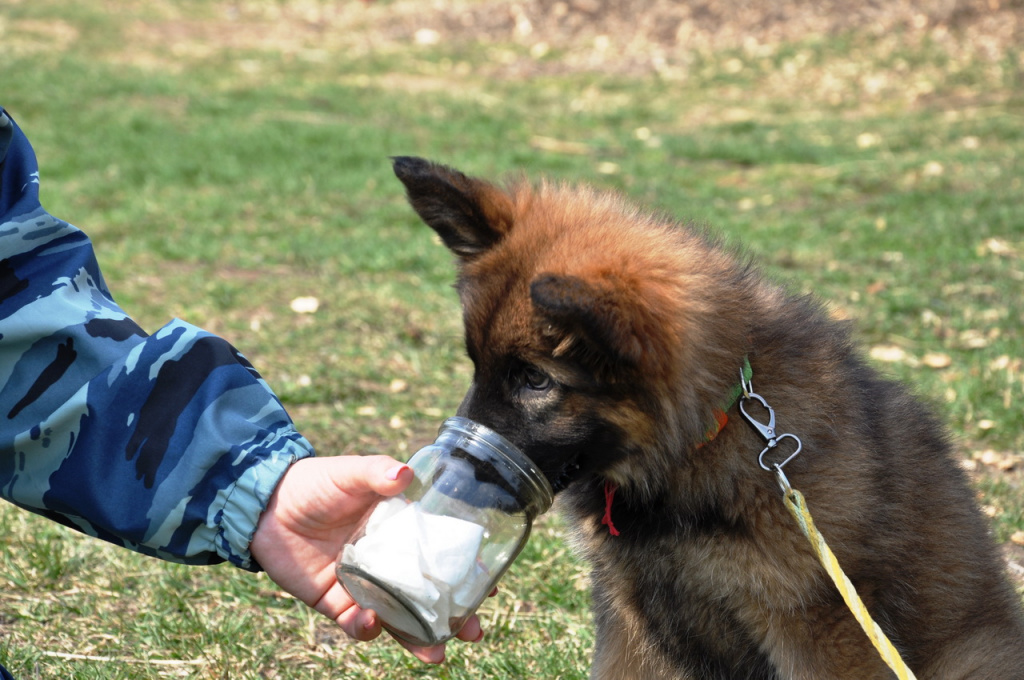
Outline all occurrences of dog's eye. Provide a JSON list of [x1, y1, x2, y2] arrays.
[[522, 366, 553, 391]]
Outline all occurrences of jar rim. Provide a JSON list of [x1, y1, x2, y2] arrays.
[[440, 416, 554, 513]]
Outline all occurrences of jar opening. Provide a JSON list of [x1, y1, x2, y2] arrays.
[[440, 417, 554, 513]]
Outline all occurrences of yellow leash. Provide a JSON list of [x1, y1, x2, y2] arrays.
[[738, 368, 917, 680], [779, 476, 917, 680]]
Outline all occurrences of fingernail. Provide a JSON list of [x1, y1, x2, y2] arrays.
[[385, 464, 409, 481]]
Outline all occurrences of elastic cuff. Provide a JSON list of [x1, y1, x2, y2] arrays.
[[215, 430, 315, 571]]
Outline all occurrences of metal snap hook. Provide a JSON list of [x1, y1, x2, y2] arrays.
[[738, 391, 776, 441], [740, 388, 803, 474], [757, 433, 802, 472]]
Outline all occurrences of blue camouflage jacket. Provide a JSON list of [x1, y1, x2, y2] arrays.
[[0, 107, 315, 571]]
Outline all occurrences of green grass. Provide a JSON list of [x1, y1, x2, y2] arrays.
[[2, 0, 1023, 677]]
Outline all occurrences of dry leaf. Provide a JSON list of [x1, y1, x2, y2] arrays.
[[979, 238, 1014, 257], [976, 449, 1002, 466], [974, 449, 1019, 471], [414, 28, 440, 45], [989, 355, 1012, 371], [857, 132, 881, 148], [289, 296, 320, 314], [530, 135, 589, 155], [998, 457, 1020, 472], [921, 352, 952, 369], [870, 345, 906, 363], [959, 329, 989, 349], [1011, 531, 1024, 547]]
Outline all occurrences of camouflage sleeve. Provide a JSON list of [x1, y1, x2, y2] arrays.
[[0, 108, 315, 571]]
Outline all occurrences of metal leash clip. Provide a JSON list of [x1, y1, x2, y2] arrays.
[[738, 367, 802, 493]]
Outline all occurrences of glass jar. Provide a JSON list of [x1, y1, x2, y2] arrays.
[[336, 417, 554, 647]]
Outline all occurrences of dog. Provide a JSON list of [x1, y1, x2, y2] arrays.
[[392, 156, 1024, 679]]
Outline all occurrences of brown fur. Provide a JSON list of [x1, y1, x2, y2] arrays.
[[392, 156, 1024, 679]]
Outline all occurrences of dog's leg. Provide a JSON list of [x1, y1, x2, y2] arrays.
[[912, 623, 1024, 679], [589, 584, 679, 680], [760, 604, 898, 680]]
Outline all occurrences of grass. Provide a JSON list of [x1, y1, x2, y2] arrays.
[[1, 0, 1022, 677]]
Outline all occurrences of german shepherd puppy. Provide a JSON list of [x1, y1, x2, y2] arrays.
[[392, 156, 1024, 679]]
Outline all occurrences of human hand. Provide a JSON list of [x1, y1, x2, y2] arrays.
[[250, 455, 486, 664]]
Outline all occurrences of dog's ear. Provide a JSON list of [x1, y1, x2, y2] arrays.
[[531, 273, 663, 367], [392, 156, 514, 259]]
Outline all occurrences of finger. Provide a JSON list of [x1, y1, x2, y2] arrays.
[[394, 615, 484, 665], [353, 609, 383, 642], [320, 455, 413, 498], [335, 602, 382, 642], [397, 639, 447, 664], [454, 615, 485, 643]]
